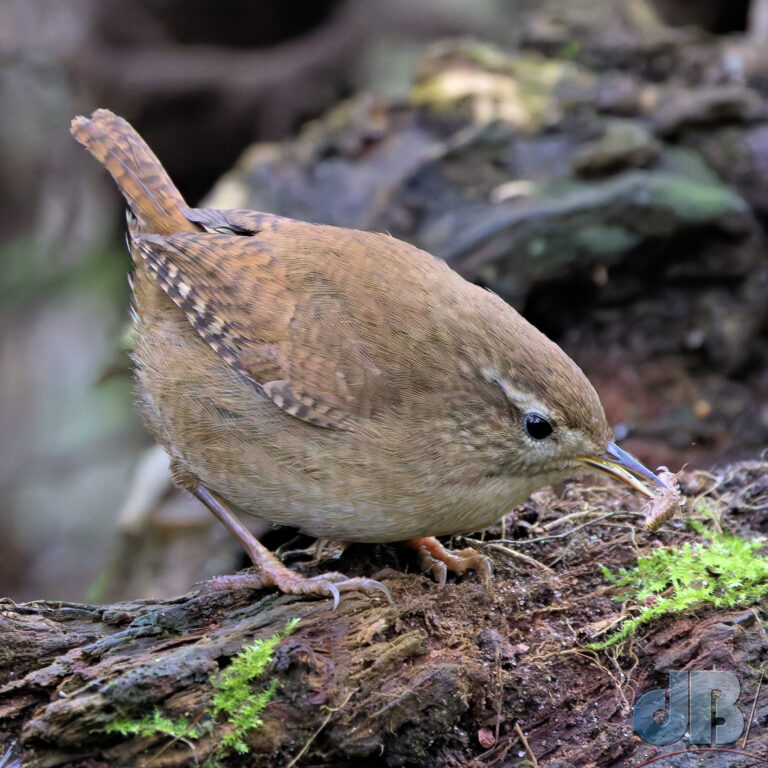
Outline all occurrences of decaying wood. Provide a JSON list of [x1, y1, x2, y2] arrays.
[[2, 462, 767, 767]]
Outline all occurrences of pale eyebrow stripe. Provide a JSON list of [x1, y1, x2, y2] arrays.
[[478, 366, 553, 420]]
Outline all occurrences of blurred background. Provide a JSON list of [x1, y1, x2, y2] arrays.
[[1, 0, 767, 604]]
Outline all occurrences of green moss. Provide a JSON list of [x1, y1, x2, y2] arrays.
[[559, 40, 581, 60], [649, 174, 747, 223], [107, 709, 205, 741], [211, 617, 299, 754], [662, 146, 723, 185], [105, 617, 299, 763], [589, 526, 768, 649]]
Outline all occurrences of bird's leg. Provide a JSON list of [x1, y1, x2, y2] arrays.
[[193, 486, 391, 607], [400, 537, 492, 587]]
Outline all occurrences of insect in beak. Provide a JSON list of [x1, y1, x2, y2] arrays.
[[578, 442, 667, 498]]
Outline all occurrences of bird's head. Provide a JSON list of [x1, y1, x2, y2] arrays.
[[476, 317, 666, 498]]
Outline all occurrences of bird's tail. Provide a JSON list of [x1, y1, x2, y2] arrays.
[[71, 108, 193, 235]]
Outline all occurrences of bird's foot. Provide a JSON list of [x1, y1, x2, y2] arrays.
[[209, 565, 392, 609], [401, 536, 492, 587]]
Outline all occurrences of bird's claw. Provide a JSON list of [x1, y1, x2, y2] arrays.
[[401, 537, 493, 587], [208, 566, 392, 608]]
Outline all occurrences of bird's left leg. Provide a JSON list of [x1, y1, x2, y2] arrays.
[[400, 537, 492, 587]]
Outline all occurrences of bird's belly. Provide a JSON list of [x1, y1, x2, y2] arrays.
[[172, 399, 522, 542], [219, 471, 521, 543], [133, 303, 534, 543], [244, 478, 521, 543]]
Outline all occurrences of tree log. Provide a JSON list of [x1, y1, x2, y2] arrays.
[[3, 466, 767, 767]]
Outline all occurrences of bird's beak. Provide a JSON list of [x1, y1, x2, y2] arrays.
[[578, 442, 667, 498]]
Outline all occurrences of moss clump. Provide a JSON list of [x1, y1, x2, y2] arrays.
[[590, 525, 768, 649], [106, 617, 299, 763], [211, 616, 299, 754]]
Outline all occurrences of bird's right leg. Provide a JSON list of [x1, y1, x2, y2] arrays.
[[193, 485, 392, 607]]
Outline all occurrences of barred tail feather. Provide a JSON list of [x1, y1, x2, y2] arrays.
[[70, 109, 192, 235]]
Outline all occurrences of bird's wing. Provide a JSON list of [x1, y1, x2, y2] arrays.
[[132, 223, 427, 428], [183, 206, 284, 236]]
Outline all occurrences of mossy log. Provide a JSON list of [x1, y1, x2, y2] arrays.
[[2, 464, 767, 767]]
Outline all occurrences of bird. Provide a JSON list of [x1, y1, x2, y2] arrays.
[[71, 108, 666, 605]]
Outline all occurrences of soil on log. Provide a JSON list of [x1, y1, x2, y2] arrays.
[[2, 462, 767, 767]]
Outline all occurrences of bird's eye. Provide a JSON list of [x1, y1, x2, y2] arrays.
[[524, 413, 553, 440]]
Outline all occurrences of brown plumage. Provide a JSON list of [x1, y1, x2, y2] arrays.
[[71, 109, 665, 602]]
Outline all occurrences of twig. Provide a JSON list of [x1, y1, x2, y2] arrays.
[[494, 512, 626, 545], [473, 542, 555, 573], [741, 668, 764, 749], [542, 509, 593, 530], [285, 691, 354, 768], [514, 723, 538, 767]]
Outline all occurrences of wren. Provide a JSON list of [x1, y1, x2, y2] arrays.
[[72, 109, 666, 604]]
